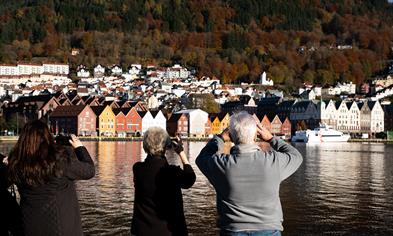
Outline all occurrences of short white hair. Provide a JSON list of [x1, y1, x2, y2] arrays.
[[143, 127, 170, 156], [229, 111, 256, 144]]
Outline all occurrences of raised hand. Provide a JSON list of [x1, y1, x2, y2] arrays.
[[69, 134, 84, 149], [256, 123, 273, 142]]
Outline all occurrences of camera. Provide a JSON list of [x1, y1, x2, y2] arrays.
[[55, 134, 72, 146]]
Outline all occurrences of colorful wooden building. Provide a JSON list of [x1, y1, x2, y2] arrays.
[[50, 105, 96, 136], [91, 105, 116, 136], [167, 113, 188, 137]]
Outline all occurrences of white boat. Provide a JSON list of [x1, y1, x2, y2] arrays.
[[291, 124, 350, 143]]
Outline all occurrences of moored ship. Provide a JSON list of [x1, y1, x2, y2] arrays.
[[291, 124, 350, 143]]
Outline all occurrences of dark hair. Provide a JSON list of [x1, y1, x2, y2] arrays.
[[7, 120, 64, 186]]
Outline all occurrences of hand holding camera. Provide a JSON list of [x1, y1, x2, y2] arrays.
[[55, 134, 83, 149], [171, 137, 184, 154]]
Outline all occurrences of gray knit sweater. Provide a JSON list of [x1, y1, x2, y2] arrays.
[[195, 136, 303, 232]]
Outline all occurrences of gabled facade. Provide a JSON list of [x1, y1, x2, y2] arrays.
[[270, 115, 282, 135], [166, 113, 188, 136], [210, 115, 221, 135], [176, 109, 209, 137], [141, 111, 155, 134], [281, 118, 292, 139], [319, 100, 337, 128], [260, 115, 272, 132], [91, 105, 116, 136], [218, 113, 230, 133], [151, 110, 167, 131], [360, 102, 371, 133], [347, 101, 360, 132], [50, 105, 96, 136], [336, 101, 349, 131], [369, 101, 384, 133]]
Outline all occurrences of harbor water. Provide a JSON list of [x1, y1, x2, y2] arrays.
[[1, 141, 393, 235]]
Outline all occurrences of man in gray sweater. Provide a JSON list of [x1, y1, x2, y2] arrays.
[[196, 111, 303, 236]]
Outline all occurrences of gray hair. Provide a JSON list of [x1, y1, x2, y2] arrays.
[[229, 111, 257, 144], [143, 127, 171, 156]]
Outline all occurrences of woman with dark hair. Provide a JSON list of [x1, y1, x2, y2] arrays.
[[131, 127, 196, 236], [7, 120, 95, 236]]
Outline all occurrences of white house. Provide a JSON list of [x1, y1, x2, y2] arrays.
[[42, 63, 69, 75], [147, 95, 159, 109], [166, 64, 190, 79], [319, 100, 337, 128], [369, 101, 384, 133], [141, 111, 154, 134], [335, 101, 349, 131], [94, 64, 105, 77], [346, 101, 360, 132], [151, 110, 167, 131], [260, 71, 274, 86], [77, 68, 90, 78], [176, 109, 209, 137], [129, 64, 141, 75], [111, 65, 122, 75]]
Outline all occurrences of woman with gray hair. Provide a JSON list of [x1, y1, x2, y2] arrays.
[[131, 127, 196, 236]]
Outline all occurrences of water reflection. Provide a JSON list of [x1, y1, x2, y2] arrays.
[[1, 141, 393, 235]]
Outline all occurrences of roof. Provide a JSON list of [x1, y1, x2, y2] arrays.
[[50, 105, 86, 117], [292, 100, 315, 110], [257, 97, 281, 107], [112, 107, 131, 116], [277, 100, 296, 110], [90, 106, 106, 116], [16, 94, 53, 104], [137, 111, 147, 118], [150, 110, 162, 118], [367, 101, 377, 110], [168, 113, 184, 122], [335, 101, 342, 110]]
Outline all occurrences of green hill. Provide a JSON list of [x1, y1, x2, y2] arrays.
[[1, 0, 393, 88]]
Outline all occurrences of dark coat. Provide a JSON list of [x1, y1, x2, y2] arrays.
[[17, 146, 95, 236], [0, 161, 23, 236], [131, 155, 196, 236]]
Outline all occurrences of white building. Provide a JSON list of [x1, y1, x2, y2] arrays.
[[77, 68, 90, 78], [335, 101, 349, 131], [176, 109, 209, 137], [147, 95, 159, 109], [0, 63, 69, 76], [141, 111, 155, 134], [260, 71, 274, 86], [319, 100, 337, 128], [94, 64, 106, 77], [346, 101, 360, 132], [166, 64, 190, 79], [151, 110, 167, 131], [111, 65, 122, 75]]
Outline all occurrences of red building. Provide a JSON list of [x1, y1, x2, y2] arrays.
[[260, 115, 272, 131], [113, 108, 129, 137], [167, 113, 188, 137], [281, 117, 292, 139], [50, 105, 96, 136]]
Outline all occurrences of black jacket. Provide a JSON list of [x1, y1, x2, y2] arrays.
[[131, 155, 196, 236], [17, 146, 95, 236], [0, 161, 23, 236]]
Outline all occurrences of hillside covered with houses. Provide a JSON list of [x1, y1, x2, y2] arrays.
[[0, 62, 393, 139]]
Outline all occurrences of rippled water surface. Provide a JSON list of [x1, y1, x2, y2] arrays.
[[1, 141, 393, 235]]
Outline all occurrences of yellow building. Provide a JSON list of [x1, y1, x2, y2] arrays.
[[211, 116, 221, 134], [91, 105, 116, 136], [218, 113, 230, 133]]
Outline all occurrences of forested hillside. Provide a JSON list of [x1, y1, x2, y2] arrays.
[[1, 0, 393, 89]]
